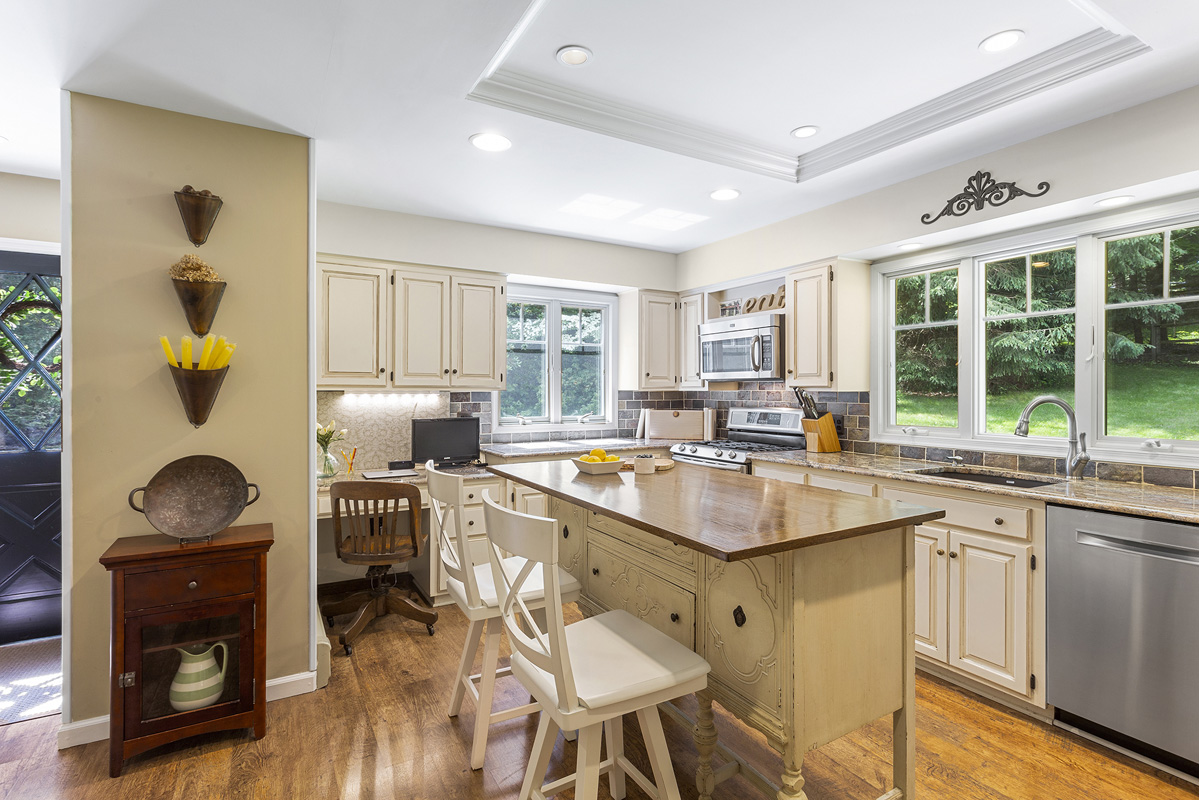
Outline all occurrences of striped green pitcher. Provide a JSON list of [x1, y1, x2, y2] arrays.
[[169, 641, 228, 712]]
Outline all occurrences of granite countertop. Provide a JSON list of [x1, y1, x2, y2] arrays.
[[481, 438, 682, 459], [751, 450, 1199, 525], [489, 460, 945, 561], [316, 463, 494, 494]]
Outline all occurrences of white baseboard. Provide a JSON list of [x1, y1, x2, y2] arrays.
[[56, 671, 319, 750]]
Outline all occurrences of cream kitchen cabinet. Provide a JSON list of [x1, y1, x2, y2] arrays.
[[318, 262, 389, 387], [913, 524, 948, 663], [782, 258, 870, 392], [318, 255, 506, 391], [509, 482, 547, 517], [619, 289, 679, 390], [678, 292, 704, 389]]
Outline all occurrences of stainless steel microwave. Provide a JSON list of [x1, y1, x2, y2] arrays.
[[699, 312, 783, 381]]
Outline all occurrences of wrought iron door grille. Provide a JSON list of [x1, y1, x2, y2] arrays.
[[0, 272, 62, 452]]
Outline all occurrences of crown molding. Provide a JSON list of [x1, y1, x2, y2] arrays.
[[797, 29, 1150, 181], [468, 69, 800, 181]]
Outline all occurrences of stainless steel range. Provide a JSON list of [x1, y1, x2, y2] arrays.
[[671, 407, 807, 472]]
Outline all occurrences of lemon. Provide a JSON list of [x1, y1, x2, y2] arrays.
[[605, 455, 620, 462], [580, 455, 599, 463], [589, 448, 607, 460]]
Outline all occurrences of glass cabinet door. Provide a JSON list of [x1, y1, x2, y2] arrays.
[[123, 599, 253, 737]]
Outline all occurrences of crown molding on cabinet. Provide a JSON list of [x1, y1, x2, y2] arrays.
[[797, 29, 1150, 181]]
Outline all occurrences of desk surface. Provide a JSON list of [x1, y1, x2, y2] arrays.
[[488, 461, 944, 561]]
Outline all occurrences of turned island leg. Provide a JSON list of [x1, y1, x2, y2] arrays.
[[692, 692, 718, 800], [777, 739, 809, 800]]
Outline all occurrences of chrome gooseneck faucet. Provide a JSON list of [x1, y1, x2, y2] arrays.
[[1013, 395, 1090, 478]]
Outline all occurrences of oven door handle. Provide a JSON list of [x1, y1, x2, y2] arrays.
[[672, 454, 746, 471], [751, 334, 761, 372]]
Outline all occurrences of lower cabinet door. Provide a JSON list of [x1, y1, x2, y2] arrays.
[[548, 498, 586, 586], [700, 555, 785, 719], [914, 525, 948, 663], [585, 542, 694, 649], [948, 529, 1031, 694], [511, 484, 547, 518]]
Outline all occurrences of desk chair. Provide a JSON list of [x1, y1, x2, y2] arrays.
[[426, 461, 581, 770], [482, 493, 711, 800], [320, 480, 438, 656]]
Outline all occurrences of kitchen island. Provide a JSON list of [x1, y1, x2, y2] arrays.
[[488, 460, 945, 800]]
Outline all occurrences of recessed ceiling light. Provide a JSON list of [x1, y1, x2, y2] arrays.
[[469, 132, 512, 152], [629, 209, 709, 231], [791, 125, 820, 139], [558, 194, 642, 220], [556, 45, 593, 66], [1094, 195, 1134, 208], [709, 188, 740, 201], [897, 243, 922, 251], [979, 29, 1024, 53]]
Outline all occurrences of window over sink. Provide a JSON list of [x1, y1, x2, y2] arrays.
[[496, 286, 616, 429]]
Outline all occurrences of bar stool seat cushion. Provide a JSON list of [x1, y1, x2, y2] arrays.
[[447, 556, 581, 615], [512, 609, 710, 712]]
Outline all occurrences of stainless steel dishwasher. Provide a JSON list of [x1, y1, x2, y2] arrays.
[[1047, 505, 1199, 768]]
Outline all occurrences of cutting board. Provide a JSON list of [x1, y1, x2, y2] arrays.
[[641, 409, 708, 440]]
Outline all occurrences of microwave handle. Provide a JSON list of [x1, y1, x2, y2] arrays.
[[751, 334, 761, 371]]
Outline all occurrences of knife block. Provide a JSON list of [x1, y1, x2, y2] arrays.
[[801, 414, 841, 453]]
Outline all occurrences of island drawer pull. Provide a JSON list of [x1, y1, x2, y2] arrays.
[[994, 517, 1004, 525], [468, 493, 475, 500], [670, 613, 679, 623], [562, 525, 569, 539], [592, 567, 599, 576], [467, 520, 474, 527], [732, 605, 746, 627]]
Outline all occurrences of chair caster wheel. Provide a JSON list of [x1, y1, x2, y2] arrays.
[[344, 644, 353, 656], [325, 616, 335, 629], [426, 624, 435, 636]]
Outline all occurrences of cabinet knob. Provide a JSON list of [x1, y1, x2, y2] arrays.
[[562, 525, 569, 539], [949, 551, 958, 559], [670, 612, 680, 623], [732, 605, 746, 627], [444, 368, 450, 374], [994, 517, 1004, 525], [936, 549, 945, 556], [468, 493, 474, 500], [787, 368, 793, 374], [187, 580, 198, 589], [592, 567, 599, 576], [468, 520, 474, 527], [452, 368, 458, 374], [379, 368, 385, 374], [645, 372, 650, 378]]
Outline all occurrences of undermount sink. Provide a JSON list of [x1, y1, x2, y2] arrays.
[[909, 467, 1059, 489]]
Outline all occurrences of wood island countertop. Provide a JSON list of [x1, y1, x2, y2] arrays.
[[488, 460, 945, 561]]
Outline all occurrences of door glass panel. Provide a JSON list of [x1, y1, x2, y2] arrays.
[[139, 613, 240, 722]]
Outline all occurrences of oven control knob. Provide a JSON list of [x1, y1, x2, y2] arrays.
[[689, 446, 697, 453], [675, 444, 685, 452], [728, 452, 738, 459], [714, 449, 723, 457]]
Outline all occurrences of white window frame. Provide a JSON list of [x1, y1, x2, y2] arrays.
[[493, 284, 618, 432], [872, 192, 1199, 468]]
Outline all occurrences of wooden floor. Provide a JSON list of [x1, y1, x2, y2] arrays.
[[2, 602, 1196, 800]]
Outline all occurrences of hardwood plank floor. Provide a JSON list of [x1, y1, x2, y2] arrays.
[[3, 602, 1195, 800]]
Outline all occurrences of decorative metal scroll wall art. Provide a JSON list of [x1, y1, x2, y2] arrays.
[[921, 170, 1050, 225]]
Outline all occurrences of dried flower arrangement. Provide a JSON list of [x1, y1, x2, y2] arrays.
[[170, 253, 222, 283]]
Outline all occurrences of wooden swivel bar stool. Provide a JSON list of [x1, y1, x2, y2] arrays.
[[320, 481, 438, 655], [482, 493, 711, 800], [426, 461, 582, 770]]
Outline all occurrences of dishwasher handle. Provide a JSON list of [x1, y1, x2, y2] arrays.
[[1076, 529, 1199, 565]]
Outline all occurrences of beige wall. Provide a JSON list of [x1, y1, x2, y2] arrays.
[[67, 94, 310, 721], [317, 200, 677, 291], [0, 172, 60, 243], [678, 84, 1199, 290]]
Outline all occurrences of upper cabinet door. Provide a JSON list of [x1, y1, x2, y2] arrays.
[[394, 271, 452, 388], [319, 263, 388, 387], [678, 293, 703, 389], [786, 264, 832, 388], [451, 276, 505, 389], [640, 292, 678, 389]]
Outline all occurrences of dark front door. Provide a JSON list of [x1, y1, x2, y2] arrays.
[[0, 250, 62, 644]]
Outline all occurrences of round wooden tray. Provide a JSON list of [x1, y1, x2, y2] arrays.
[[619, 458, 675, 472]]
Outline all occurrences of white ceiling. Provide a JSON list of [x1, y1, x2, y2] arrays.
[[2, 0, 1199, 253]]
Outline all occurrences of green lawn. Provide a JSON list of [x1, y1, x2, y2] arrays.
[[896, 363, 1199, 439]]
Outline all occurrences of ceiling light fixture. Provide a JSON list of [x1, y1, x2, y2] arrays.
[[979, 29, 1024, 53], [469, 133, 512, 152], [558, 194, 643, 220], [897, 243, 922, 251], [556, 45, 593, 66], [1094, 195, 1134, 208], [709, 188, 740, 201], [790, 125, 820, 139]]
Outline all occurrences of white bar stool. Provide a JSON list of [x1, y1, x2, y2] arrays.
[[482, 492, 711, 800], [425, 461, 581, 770]]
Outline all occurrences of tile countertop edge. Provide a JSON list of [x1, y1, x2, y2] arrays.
[[750, 451, 1199, 525], [480, 438, 683, 459]]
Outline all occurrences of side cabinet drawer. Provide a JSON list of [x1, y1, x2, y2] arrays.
[[881, 487, 1030, 540], [125, 559, 256, 610], [587, 511, 696, 575], [585, 542, 695, 650], [807, 473, 876, 496]]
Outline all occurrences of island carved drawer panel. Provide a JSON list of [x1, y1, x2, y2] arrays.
[[701, 554, 786, 724], [124, 559, 256, 611], [585, 540, 695, 650], [587, 511, 696, 576]]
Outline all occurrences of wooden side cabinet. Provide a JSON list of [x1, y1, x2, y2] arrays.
[[99, 524, 273, 777]]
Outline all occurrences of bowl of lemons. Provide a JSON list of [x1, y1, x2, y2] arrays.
[[572, 448, 625, 474]]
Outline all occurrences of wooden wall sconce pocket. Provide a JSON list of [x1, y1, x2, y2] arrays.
[[170, 364, 229, 427]]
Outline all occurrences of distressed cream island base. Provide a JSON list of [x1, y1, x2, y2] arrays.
[[487, 460, 945, 800]]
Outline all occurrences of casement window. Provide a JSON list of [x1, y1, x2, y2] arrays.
[[496, 286, 616, 428], [873, 197, 1199, 467]]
